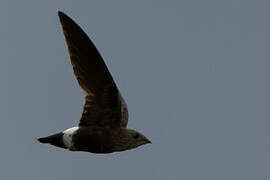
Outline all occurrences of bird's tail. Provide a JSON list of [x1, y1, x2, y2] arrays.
[[38, 137, 51, 143], [37, 133, 66, 149]]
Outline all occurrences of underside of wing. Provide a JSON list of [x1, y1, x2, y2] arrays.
[[119, 93, 128, 127], [58, 11, 128, 127]]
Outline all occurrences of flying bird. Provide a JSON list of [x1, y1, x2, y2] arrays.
[[38, 11, 151, 153]]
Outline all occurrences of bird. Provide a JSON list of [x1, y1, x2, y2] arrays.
[[37, 11, 151, 154]]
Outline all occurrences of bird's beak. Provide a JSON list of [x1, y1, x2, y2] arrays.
[[144, 138, 152, 144]]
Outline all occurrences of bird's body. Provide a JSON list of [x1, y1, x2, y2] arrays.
[[38, 11, 151, 154]]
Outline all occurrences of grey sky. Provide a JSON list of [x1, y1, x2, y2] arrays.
[[2, 0, 270, 179]]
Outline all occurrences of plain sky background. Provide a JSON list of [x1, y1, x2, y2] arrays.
[[2, 0, 270, 179]]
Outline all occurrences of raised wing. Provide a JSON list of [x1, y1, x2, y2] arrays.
[[58, 11, 128, 127]]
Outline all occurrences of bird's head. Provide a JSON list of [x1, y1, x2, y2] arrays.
[[114, 129, 151, 152]]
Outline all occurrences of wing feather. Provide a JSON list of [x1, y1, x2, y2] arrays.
[[58, 11, 128, 127]]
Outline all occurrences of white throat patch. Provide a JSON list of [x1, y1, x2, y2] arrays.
[[63, 126, 79, 149]]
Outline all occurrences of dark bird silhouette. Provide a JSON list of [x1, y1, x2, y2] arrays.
[[38, 11, 151, 153]]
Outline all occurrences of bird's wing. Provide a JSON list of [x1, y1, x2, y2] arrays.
[[58, 11, 128, 127], [119, 93, 128, 127]]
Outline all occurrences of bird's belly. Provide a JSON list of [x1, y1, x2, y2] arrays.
[[72, 127, 114, 153]]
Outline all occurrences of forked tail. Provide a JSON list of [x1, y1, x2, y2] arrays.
[[37, 133, 66, 149]]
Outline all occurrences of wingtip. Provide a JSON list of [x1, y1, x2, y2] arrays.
[[57, 11, 75, 28], [57, 10, 63, 15], [58, 11, 66, 20]]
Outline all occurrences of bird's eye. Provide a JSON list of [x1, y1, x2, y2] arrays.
[[133, 133, 139, 139]]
